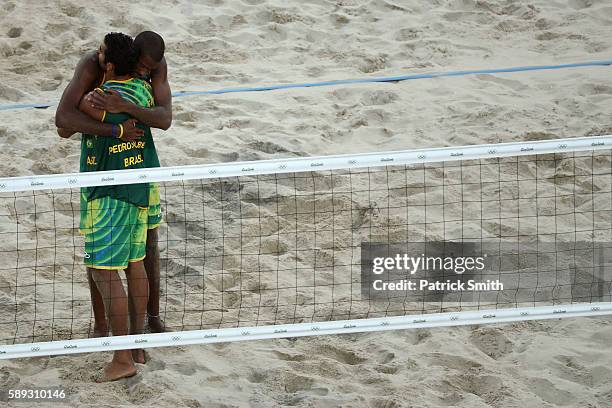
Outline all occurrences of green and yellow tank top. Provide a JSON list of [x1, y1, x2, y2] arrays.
[[80, 77, 160, 207], [102, 78, 155, 109]]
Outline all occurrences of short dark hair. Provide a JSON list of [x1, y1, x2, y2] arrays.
[[103, 32, 135, 76], [134, 31, 165, 62]]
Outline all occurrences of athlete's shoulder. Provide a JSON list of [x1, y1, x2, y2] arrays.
[[151, 57, 168, 81], [76, 51, 101, 74], [156, 56, 168, 71], [72, 51, 102, 89]]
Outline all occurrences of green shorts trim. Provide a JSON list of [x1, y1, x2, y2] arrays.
[[148, 182, 162, 229], [80, 193, 148, 269]]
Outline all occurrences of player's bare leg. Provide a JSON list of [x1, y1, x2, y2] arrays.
[[144, 228, 165, 333], [126, 260, 149, 364], [87, 268, 108, 337], [90, 268, 137, 382]]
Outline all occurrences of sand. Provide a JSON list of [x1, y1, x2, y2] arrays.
[[1, 0, 612, 406]]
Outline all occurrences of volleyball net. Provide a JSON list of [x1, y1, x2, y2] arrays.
[[2, 135, 612, 359]]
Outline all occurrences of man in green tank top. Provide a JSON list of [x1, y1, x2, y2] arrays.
[[73, 32, 154, 382], [56, 31, 170, 336]]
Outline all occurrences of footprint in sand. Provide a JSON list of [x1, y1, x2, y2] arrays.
[[569, 0, 593, 10], [395, 27, 420, 41], [169, 363, 199, 376], [596, 388, 612, 406], [579, 83, 612, 96], [260, 239, 289, 256], [231, 14, 247, 26], [60, 2, 85, 18], [76, 27, 89, 40], [0, 368, 20, 389], [332, 13, 350, 27], [374, 362, 400, 374], [281, 372, 316, 393], [125, 382, 163, 405], [369, 397, 403, 408], [7, 27, 22, 38], [0, 83, 25, 100], [403, 328, 431, 345], [248, 140, 289, 154], [527, 377, 576, 406], [448, 373, 505, 404], [360, 90, 398, 106], [175, 111, 199, 123], [376, 350, 395, 364], [272, 350, 307, 362], [247, 369, 268, 383], [469, 327, 514, 359], [553, 355, 594, 387], [426, 352, 483, 370], [270, 10, 305, 25], [315, 343, 368, 365], [145, 359, 166, 372], [360, 55, 387, 73], [475, 74, 528, 92], [3, 2, 15, 12]]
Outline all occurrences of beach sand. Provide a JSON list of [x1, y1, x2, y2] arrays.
[[1, 0, 612, 406]]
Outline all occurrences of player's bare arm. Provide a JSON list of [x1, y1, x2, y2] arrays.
[[55, 51, 144, 140], [88, 57, 172, 130]]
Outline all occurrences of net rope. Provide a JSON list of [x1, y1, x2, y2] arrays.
[[1, 136, 612, 357]]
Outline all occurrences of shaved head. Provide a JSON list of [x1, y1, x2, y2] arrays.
[[134, 31, 165, 62]]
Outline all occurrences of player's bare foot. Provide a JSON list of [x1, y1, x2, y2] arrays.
[[132, 348, 146, 364], [148, 315, 166, 333], [97, 361, 137, 382]]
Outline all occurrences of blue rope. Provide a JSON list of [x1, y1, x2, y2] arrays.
[[1, 59, 611, 111]]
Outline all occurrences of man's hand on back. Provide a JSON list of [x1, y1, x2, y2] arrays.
[[120, 118, 144, 141], [88, 89, 130, 113]]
